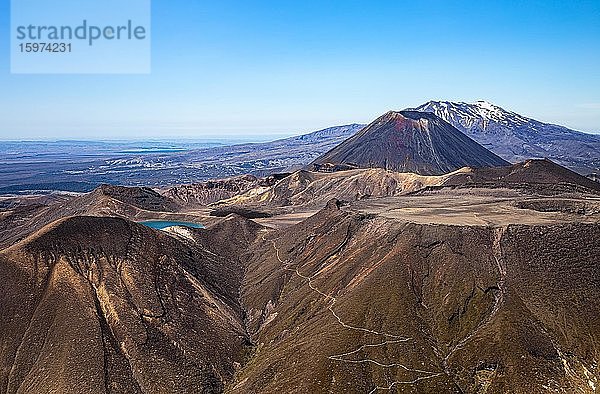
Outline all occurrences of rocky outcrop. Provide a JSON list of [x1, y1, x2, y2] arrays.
[[213, 168, 472, 212], [164, 174, 289, 207]]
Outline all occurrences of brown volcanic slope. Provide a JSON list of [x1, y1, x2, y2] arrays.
[[0, 214, 263, 394], [233, 195, 600, 393], [216, 160, 600, 218], [217, 168, 471, 212], [441, 158, 600, 193], [0, 184, 190, 250], [2, 164, 600, 393], [84, 184, 180, 213], [312, 111, 509, 175], [163, 174, 289, 207]]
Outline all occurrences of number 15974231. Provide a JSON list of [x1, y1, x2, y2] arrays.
[[19, 43, 72, 53]]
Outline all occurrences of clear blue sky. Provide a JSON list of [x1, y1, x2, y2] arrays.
[[1, 0, 599, 140]]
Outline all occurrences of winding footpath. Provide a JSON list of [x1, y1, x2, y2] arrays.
[[262, 233, 443, 393]]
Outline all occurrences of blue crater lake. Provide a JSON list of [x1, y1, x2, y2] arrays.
[[140, 221, 204, 230]]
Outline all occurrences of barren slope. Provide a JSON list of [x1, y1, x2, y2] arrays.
[[442, 159, 600, 193], [0, 185, 190, 250], [233, 197, 600, 393], [214, 168, 471, 213], [0, 215, 263, 394], [163, 174, 289, 207], [312, 111, 509, 175]]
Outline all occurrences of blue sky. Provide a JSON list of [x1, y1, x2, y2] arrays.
[[1, 0, 599, 140]]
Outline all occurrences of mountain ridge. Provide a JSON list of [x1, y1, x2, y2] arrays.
[[412, 100, 600, 174]]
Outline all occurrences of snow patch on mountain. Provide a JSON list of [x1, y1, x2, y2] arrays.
[[410, 100, 600, 174]]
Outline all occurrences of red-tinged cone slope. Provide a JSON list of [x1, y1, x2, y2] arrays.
[[312, 110, 509, 175]]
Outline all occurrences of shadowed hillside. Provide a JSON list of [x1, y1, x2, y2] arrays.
[[0, 215, 264, 393]]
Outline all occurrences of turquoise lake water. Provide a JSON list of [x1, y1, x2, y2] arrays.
[[140, 221, 204, 230]]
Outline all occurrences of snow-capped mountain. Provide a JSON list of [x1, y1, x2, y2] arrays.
[[411, 100, 600, 174]]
